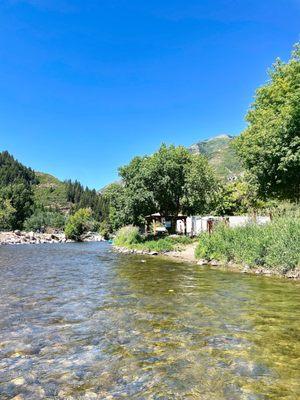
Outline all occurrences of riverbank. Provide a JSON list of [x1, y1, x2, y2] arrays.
[[0, 230, 104, 245], [113, 243, 300, 280]]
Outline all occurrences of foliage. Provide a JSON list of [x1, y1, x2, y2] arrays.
[[64, 208, 96, 241], [267, 201, 300, 219], [235, 43, 300, 201], [98, 220, 111, 240], [101, 182, 130, 231], [190, 135, 243, 181], [66, 180, 104, 221], [118, 144, 219, 227], [23, 209, 66, 232], [195, 217, 300, 273], [181, 154, 218, 215], [115, 231, 195, 252], [0, 151, 37, 229], [114, 225, 142, 246], [34, 172, 69, 210], [214, 176, 268, 216], [0, 196, 16, 230], [136, 235, 195, 253]]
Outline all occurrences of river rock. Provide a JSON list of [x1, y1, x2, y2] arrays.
[[197, 259, 207, 266], [11, 377, 25, 386], [210, 259, 221, 266], [242, 265, 251, 273]]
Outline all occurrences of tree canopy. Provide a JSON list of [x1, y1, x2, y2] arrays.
[[0, 151, 37, 229], [235, 43, 300, 201], [115, 144, 218, 226]]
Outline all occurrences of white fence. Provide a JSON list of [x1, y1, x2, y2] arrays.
[[176, 215, 271, 236]]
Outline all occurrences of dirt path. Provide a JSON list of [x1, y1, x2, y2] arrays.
[[164, 243, 198, 263]]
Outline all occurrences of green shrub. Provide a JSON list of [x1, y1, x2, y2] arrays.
[[65, 208, 96, 241], [114, 228, 195, 252], [114, 225, 141, 246], [195, 217, 300, 272], [99, 220, 111, 240], [24, 209, 66, 232]]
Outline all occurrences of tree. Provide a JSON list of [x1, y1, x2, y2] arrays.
[[64, 208, 96, 241], [0, 195, 16, 230], [24, 209, 66, 232], [101, 183, 131, 231], [0, 151, 37, 229], [118, 144, 219, 227], [181, 154, 218, 215], [213, 176, 267, 216], [235, 43, 300, 201]]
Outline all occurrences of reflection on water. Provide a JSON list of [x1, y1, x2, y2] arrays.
[[0, 242, 299, 399]]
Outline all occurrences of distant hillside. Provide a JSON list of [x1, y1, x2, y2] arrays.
[[188, 134, 243, 180], [34, 172, 70, 211]]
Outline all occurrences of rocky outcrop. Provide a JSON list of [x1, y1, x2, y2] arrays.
[[0, 231, 105, 245], [0, 231, 68, 245]]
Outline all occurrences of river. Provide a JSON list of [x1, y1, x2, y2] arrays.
[[0, 242, 299, 399]]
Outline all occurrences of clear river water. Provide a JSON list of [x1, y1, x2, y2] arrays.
[[0, 242, 299, 399]]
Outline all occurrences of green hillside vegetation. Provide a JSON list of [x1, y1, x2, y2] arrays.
[[0, 151, 37, 229], [0, 153, 107, 232], [34, 172, 69, 211], [189, 135, 243, 180]]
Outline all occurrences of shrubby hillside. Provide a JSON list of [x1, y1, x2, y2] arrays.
[[0, 152, 105, 231], [189, 134, 243, 181], [34, 172, 69, 211]]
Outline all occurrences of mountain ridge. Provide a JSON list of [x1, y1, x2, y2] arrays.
[[188, 134, 243, 180]]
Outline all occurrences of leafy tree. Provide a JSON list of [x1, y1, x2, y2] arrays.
[[64, 208, 96, 241], [101, 183, 130, 231], [98, 220, 111, 240], [181, 154, 218, 215], [24, 209, 66, 232], [0, 151, 37, 229], [119, 144, 219, 227], [235, 43, 300, 201], [65, 179, 104, 221], [0, 195, 16, 230]]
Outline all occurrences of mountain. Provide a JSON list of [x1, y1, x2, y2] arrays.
[[188, 134, 243, 180], [34, 172, 70, 212]]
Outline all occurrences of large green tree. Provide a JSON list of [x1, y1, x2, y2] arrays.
[[118, 144, 218, 226], [0, 151, 37, 229], [235, 43, 300, 200]]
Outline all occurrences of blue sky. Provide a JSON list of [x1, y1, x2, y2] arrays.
[[1, 0, 299, 188]]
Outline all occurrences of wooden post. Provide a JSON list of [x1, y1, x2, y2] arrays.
[[207, 219, 213, 235]]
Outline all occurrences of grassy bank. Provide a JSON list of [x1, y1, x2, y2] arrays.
[[114, 225, 195, 252], [195, 217, 300, 274]]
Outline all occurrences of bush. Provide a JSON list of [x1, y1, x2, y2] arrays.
[[195, 217, 300, 273], [114, 228, 195, 252], [64, 208, 96, 241], [99, 220, 111, 240], [114, 225, 141, 246], [24, 209, 66, 232]]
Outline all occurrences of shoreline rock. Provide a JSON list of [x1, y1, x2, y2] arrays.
[[113, 245, 300, 281], [0, 231, 105, 246]]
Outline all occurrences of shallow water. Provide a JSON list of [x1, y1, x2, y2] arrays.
[[0, 242, 299, 399]]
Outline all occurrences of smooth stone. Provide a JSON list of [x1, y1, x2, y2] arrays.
[[11, 377, 25, 386]]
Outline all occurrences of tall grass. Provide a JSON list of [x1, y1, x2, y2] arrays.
[[114, 225, 142, 246], [195, 217, 300, 273], [114, 225, 194, 252]]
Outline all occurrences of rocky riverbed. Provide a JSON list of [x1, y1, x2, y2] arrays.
[[0, 231, 105, 245]]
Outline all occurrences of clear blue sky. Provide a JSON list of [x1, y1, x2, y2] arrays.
[[1, 0, 299, 188]]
